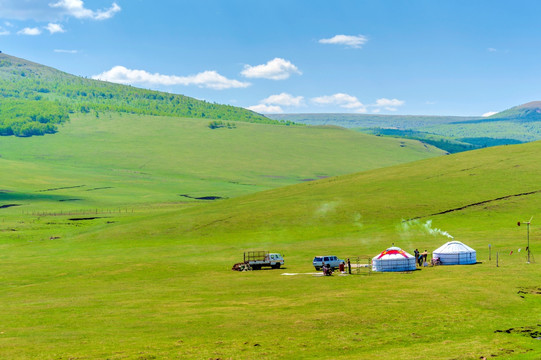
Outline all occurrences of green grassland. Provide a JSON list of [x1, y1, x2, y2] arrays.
[[0, 53, 539, 359], [0, 111, 443, 209], [1, 124, 540, 358]]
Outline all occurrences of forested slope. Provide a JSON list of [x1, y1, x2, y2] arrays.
[[0, 53, 285, 137]]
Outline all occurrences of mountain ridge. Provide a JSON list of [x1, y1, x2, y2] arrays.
[[484, 100, 541, 121], [0, 53, 288, 137]]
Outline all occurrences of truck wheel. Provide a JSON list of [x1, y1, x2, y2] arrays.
[[272, 264, 281, 269], [315, 267, 321, 271]]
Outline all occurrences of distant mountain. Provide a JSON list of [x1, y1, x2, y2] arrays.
[[269, 102, 541, 153], [484, 101, 541, 121], [0, 53, 282, 137], [267, 113, 482, 129]]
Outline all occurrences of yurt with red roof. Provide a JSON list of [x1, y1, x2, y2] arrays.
[[372, 246, 416, 272]]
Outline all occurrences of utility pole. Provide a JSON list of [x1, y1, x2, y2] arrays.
[[518, 217, 532, 264]]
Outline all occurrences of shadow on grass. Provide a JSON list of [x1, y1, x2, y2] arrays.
[[0, 191, 83, 204]]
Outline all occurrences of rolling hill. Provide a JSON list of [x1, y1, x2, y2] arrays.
[[267, 112, 482, 129], [1, 53, 540, 359], [0, 53, 446, 204], [473, 101, 541, 122], [1, 138, 540, 359], [0, 111, 445, 209], [270, 104, 541, 153], [0, 52, 287, 137]]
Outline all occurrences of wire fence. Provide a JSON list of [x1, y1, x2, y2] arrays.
[[21, 208, 136, 217]]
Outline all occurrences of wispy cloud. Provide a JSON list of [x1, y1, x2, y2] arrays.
[[92, 66, 251, 90], [45, 23, 64, 34], [487, 47, 510, 54], [319, 34, 368, 48], [0, 27, 9, 36], [241, 58, 301, 80], [17, 27, 42, 35], [54, 49, 78, 54], [50, 0, 121, 20]]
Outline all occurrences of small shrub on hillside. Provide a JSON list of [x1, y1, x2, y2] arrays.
[[208, 120, 236, 129]]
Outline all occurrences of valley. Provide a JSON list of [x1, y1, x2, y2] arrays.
[[0, 53, 540, 359]]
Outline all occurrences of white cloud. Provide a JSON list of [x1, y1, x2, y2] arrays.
[[0, 1, 55, 21], [372, 98, 405, 111], [312, 93, 366, 111], [92, 66, 251, 90], [18, 27, 42, 35], [241, 58, 301, 80], [54, 49, 78, 53], [246, 104, 283, 114], [50, 0, 121, 20], [0, 27, 9, 35], [311, 94, 404, 112], [482, 111, 498, 117], [319, 34, 368, 48], [45, 22, 64, 33], [247, 92, 304, 114], [261, 93, 304, 107], [0, 0, 120, 21]]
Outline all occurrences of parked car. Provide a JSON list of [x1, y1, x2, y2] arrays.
[[313, 255, 345, 270]]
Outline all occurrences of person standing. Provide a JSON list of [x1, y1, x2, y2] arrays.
[[422, 250, 428, 266], [347, 258, 352, 274], [414, 249, 420, 267]]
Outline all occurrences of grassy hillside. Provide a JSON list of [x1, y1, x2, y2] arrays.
[[480, 101, 541, 122], [0, 111, 444, 207], [0, 53, 286, 137], [0, 139, 540, 358]]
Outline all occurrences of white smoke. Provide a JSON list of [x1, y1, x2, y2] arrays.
[[423, 220, 454, 239], [400, 219, 454, 239], [315, 201, 339, 216], [353, 212, 363, 228]]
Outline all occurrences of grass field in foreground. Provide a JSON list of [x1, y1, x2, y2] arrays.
[[1, 140, 541, 358]]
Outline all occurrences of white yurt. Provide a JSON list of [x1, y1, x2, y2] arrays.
[[432, 241, 476, 265], [372, 246, 416, 272]]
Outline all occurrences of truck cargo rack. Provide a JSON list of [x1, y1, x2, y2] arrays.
[[244, 251, 268, 263]]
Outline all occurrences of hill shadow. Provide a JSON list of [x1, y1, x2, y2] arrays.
[[0, 190, 83, 204]]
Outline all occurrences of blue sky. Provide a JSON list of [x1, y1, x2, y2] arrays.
[[1, 0, 541, 116]]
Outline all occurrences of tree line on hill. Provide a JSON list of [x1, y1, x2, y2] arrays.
[[0, 99, 68, 136], [362, 128, 524, 153], [0, 59, 295, 137]]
